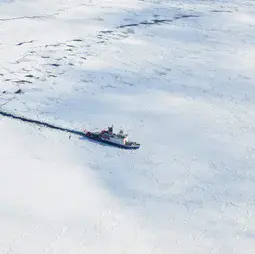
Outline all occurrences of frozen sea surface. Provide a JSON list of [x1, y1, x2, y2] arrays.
[[0, 0, 255, 253]]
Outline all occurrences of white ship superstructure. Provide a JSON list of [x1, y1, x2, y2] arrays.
[[101, 128, 129, 145]]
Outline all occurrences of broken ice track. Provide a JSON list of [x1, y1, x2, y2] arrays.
[[0, 110, 140, 150]]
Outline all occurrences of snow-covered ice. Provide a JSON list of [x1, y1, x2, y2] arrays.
[[1, 0, 255, 253]]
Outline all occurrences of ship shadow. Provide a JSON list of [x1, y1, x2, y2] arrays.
[[78, 136, 120, 149]]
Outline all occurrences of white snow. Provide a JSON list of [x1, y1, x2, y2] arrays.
[[1, 0, 255, 253]]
